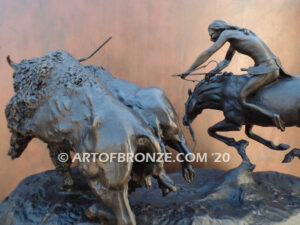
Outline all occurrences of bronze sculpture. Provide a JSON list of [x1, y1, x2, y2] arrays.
[[1, 25, 299, 225], [6, 49, 177, 225], [181, 20, 292, 132]]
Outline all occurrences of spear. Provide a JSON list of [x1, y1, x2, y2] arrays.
[[171, 72, 221, 77]]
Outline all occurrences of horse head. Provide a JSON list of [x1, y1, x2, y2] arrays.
[[183, 75, 229, 126]]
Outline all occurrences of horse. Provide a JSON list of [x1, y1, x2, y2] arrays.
[[183, 72, 300, 167]]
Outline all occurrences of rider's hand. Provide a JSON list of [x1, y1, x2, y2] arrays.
[[205, 70, 217, 80], [180, 69, 192, 79]]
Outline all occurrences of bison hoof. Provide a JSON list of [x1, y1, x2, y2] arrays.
[[86, 203, 115, 224], [8, 147, 21, 159], [157, 171, 177, 195], [162, 187, 170, 197], [58, 184, 76, 193], [182, 164, 195, 183]]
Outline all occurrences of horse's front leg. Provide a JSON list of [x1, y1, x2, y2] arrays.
[[208, 119, 255, 169], [245, 125, 290, 150]]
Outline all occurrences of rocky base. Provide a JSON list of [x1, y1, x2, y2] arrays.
[[1, 162, 300, 225]]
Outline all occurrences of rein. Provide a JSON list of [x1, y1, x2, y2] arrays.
[[172, 60, 221, 83]]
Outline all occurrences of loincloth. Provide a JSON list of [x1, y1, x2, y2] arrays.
[[247, 57, 281, 75]]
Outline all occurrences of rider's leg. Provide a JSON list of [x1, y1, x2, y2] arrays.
[[239, 70, 285, 131]]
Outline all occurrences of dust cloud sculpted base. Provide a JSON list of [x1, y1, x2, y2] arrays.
[[1, 164, 300, 225]]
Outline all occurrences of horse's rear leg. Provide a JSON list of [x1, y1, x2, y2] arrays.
[[245, 125, 290, 150], [282, 149, 300, 163], [208, 119, 255, 170], [86, 178, 136, 225]]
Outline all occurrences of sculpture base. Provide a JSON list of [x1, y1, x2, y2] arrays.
[[1, 162, 299, 225]]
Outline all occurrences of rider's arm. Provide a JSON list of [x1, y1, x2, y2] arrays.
[[182, 31, 231, 78], [210, 45, 236, 74]]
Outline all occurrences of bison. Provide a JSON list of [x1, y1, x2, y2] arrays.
[[5, 50, 176, 225]]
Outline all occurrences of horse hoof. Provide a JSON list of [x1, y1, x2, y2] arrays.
[[249, 163, 256, 171], [238, 140, 249, 148], [278, 144, 290, 150], [282, 154, 293, 163]]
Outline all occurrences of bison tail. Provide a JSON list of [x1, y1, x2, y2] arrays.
[[136, 134, 162, 155]]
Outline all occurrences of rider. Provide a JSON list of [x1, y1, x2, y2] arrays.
[[181, 20, 290, 131]]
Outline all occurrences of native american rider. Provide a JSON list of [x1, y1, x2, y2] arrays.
[[181, 20, 291, 131]]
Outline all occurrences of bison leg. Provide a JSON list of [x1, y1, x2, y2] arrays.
[[168, 135, 195, 183], [86, 178, 136, 225], [208, 119, 255, 170], [8, 132, 32, 159], [282, 148, 300, 163], [79, 154, 135, 225], [245, 125, 290, 150], [48, 144, 74, 192], [177, 133, 195, 182], [155, 169, 177, 196]]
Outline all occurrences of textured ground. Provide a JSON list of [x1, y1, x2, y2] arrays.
[[0, 163, 299, 225]]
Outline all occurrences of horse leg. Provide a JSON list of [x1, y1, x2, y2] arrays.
[[245, 125, 290, 150], [168, 135, 195, 183], [208, 119, 255, 169], [282, 148, 300, 163], [48, 144, 74, 192]]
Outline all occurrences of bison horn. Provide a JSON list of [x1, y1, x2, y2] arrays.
[[188, 88, 192, 96], [6, 56, 18, 70]]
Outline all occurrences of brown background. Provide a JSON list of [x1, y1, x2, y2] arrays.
[[0, 0, 299, 201]]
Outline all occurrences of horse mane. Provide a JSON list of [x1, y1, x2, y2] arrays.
[[194, 73, 232, 91], [209, 73, 232, 82]]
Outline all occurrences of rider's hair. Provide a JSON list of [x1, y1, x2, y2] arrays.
[[209, 20, 254, 35]]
